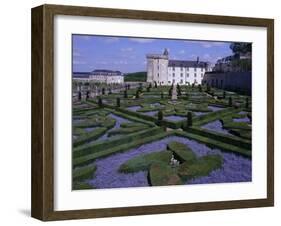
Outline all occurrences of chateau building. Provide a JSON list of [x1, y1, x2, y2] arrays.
[[73, 69, 124, 84], [146, 49, 211, 85], [89, 70, 124, 84]]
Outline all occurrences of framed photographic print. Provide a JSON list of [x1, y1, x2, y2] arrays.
[[31, 4, 274, 221]]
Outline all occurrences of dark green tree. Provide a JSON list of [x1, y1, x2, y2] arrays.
[[154, 81, 158, 88], [78, 91, 81, 101], [136, 90, 140, 98], [98, 97, 103, 107], [116, 97, 120, 107], [168, 88, 172, 97], [230, 42, 252, 55], [187, 112, 192, 127], [245, 97, 249, 108], [228, 96, 233, 107], [176, 84, 182, 96], [158, 110, 163, 121], [146, 86, 150, 92], [124, 90, 128, 98]]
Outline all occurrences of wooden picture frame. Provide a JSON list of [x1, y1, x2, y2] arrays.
[[31, 4, 274, 221]]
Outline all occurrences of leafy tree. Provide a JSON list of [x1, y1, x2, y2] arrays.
[[98, 97, 103, 107], [158, 110, 163, 121], [116, 97, 120, 107], [230, 42, 252, 55], [245, 97, 249, 108], [223, 91, 226, 99], [124, 90, 128, 98], [187, 112, 192, 127], [228, 96, 232, 107]]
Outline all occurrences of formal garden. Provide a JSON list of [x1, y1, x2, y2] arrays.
[[72, 83, 252, 190]]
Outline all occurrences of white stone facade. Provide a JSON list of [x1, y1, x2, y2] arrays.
[[147, 49, 211, 85], [89, 70, 124, 84]]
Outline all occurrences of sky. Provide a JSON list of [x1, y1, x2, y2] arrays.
[[72, 35, 233, 73]]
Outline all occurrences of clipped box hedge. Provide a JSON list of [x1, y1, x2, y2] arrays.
[[73, 130, 169, 168], [178, 154, 222, 181], [174, 130, 251, 158], [73, 164, 96, 181], [148, 162, 183, 186], [167, 141, 196, 163], [119, 150, 172, 173], [73, 127, 163, 158], [73, 127, 109, 147], [186, 126, 251, 150]]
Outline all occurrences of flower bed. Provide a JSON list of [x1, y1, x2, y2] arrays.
[[87, 136, 251, 189], [164, 115, 185, 122], [201, 120, 232, 136]]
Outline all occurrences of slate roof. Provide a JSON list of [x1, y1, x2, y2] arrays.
[[168, 60, 208, 68], [73, 72, 90, 78], [91, 69, 123, 76]]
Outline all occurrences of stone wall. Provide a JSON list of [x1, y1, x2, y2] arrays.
[[202, 72, 252, 95]]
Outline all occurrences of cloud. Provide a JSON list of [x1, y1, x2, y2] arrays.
[[178, 50, 185, 54], [185, 40, 227, 48], [96, 61, 108, 65], [73, 60, 87, 65], [73, 50, 82, 57], [104, 37, 119, 43], [121, 47, 134, 52], [114, 60, 128, 65], [203, 53, 211, 59], [129, 38, 155, 43]]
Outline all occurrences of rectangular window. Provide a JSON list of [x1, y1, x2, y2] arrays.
[[180, 67, 183, 71], [168, 81, 171, 83], [180, 73, 183, 77], [173, 67, 175, 71], [186, 73, 189, 77], [195, 68, 197, 71], [201, 74, 204, 77], [173, 73, 175, 77], [173, 79, 175, 83], [180, 79, 183, 84], [158, 73, 159, 77], [201, 68, 203, 72], [187, 68, 189, 71], [194, 73, 197, 77]]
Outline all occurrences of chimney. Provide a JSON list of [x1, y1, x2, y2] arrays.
[[197, 56, 199, 63]]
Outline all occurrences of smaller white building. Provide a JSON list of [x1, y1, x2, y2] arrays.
[[89, 70, 124, 84]]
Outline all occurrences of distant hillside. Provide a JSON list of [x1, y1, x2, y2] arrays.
[[124, 72, 147, 82]]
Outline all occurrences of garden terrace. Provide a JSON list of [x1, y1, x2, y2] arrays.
[[72, 83, 252, 189]]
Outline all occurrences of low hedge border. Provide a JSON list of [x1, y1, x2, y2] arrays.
[[110, 110, 155, 126], [186, 126, 251, 150], [73, 127, 109, 147], [174, 130, 251, 158], [73, 130, 170, 168], [73, 127, 163, 158], [192, 107, 240, 126], [108, 125, 149, 137]]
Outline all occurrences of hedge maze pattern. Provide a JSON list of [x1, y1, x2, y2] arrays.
[[72, 84, 252, 189]]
